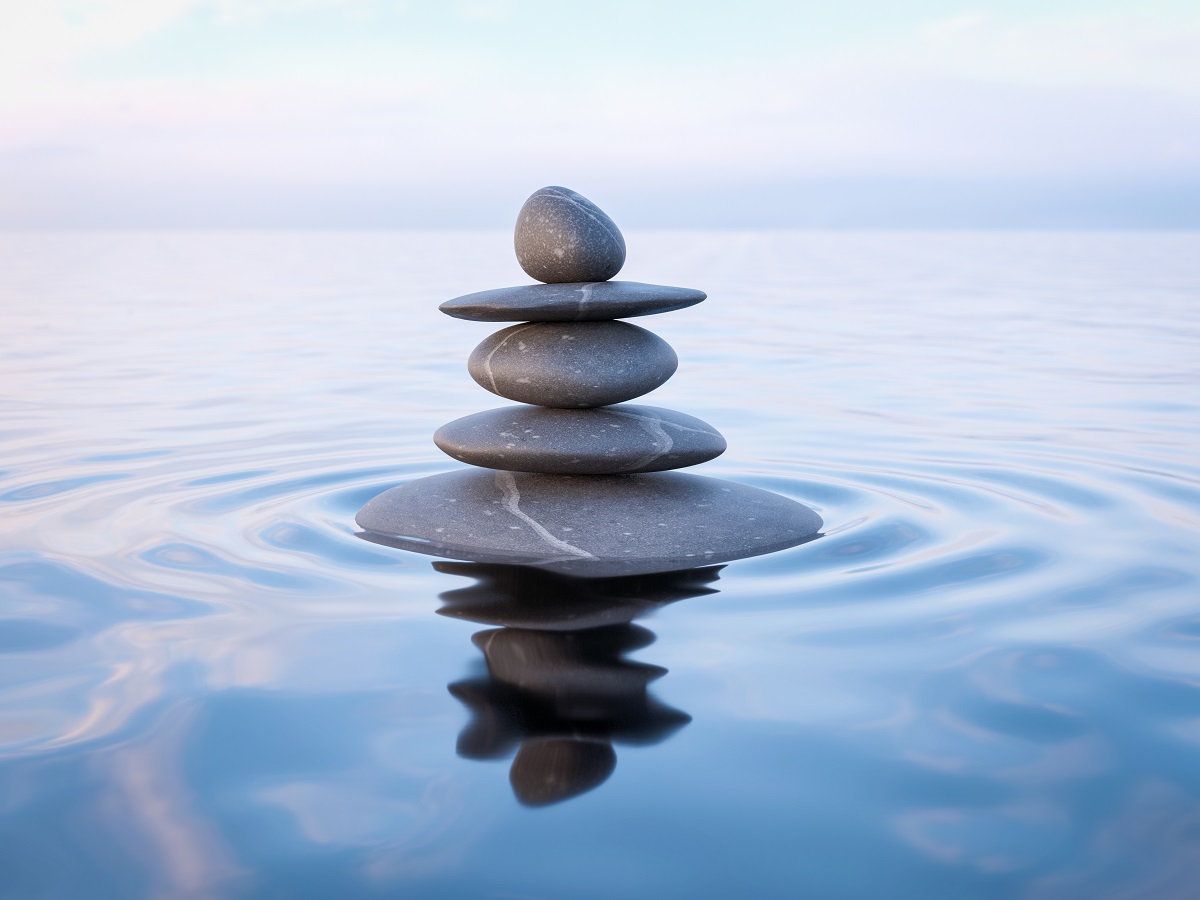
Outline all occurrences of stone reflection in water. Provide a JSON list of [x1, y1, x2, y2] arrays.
[[438, 562, 718, 806]]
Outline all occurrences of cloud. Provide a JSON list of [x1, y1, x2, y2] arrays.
[[2, 3, 1198, 226], [0, 0, 199, 80]]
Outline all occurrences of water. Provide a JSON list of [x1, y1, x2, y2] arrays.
[[1, 231, 1198, 899]]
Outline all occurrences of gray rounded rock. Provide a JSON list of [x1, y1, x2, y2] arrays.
[[515, 186, 626, 284], [468, 321, 677, 408], [433, 404, 726, 474], [440, 281, 706, 323], [355, 469, 823, 577]]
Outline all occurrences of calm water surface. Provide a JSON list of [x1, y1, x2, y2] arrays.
[[1, 231, 1199, 899]]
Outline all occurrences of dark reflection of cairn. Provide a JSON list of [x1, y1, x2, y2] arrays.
[[356, 186, 821, 576], [438, 561, 720, 806]]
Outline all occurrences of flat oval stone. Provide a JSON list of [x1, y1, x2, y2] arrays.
[[468, 321, 677, 408], [355, 469, 824, 578], [434, 404, 726, 474], [440, 281, 706, 322], [515, 186, 626, 284]]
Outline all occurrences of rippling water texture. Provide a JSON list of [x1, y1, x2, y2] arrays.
[[2, 231, 1199, 899]]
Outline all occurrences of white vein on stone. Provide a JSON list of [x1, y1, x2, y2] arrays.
[[658, 417, 720, 437], [573, 283, 595, 321], [495, 471, 596, 558], [609, 410, 675, 471], [479, 322, 539, 394], [548, 187, 621, 246]]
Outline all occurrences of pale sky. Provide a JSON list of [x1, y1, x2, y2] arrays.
[[2, 0, 1198, 227]]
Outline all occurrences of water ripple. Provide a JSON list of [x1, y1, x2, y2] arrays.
[[1, 231, 1198, 896]]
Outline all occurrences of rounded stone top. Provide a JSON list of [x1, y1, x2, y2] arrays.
[[467, 321, 677, 409], [515, 186, 627, 284]]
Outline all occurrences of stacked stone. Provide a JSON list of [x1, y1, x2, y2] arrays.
[[356, 186, 823, 576], [433, 186, 726, 477]]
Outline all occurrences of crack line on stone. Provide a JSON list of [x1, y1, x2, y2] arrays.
[[495, 471, 596, 558], [549, 188, 621, 247], [573, 283, 595, 321], [659, 418, 721, 437], [480, 322, 539, 394], [610, 410, 675, 471]]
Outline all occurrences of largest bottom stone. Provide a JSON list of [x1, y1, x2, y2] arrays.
[[355, 469, 822, 577]]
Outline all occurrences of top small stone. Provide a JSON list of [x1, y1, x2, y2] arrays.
[[515, 186, 626, 284]]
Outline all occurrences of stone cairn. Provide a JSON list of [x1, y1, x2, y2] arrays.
[[356, 186, 822, 576]]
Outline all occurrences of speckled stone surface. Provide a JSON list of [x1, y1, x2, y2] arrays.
[[433, 404, 726, 474], [440, 281, 706, 323], [355, 469, 823, 577], [467, 321, 677, 408], [514, 186, 626, 284]]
